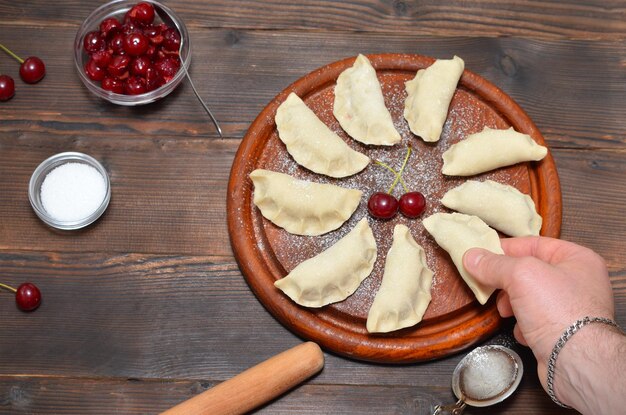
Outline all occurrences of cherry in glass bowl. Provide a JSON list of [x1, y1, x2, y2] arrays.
[[74, 0, 190, 106]]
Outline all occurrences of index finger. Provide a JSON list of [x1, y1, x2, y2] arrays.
[[500, 236, 579, 264]]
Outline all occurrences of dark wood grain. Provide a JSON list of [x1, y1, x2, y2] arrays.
[[0, 134, 234, 256], [0, 253, 623, 381], [0, 250, 622, 414], [0, 26, 624, 148], [1, 0, 624, 39], [0, 376, 573, 415], [1, 138, 623, 264], [0, 0, 624, 413]]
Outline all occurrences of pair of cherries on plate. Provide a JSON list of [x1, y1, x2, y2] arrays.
[[367, 146, 426, 220], [368, 191, 426, 219]]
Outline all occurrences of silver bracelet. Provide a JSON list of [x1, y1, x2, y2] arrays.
[[546, 316, 623, 408]]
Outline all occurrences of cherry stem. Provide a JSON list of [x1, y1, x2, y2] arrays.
[[374, 160, 408, 193], [0, 282, 17, 293], [0, 43, 24, 64], [388, 145, 412, 194]]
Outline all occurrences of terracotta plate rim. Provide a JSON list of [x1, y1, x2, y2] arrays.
[[227, 53, 562, 363]]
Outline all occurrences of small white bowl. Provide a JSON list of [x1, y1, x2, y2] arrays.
[[29, 152, 111, 230]]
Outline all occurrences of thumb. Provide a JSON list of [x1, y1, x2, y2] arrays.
[[463, 248, 515, 290]]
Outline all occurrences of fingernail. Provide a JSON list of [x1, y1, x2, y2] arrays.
[[464, 248, 485, 269]]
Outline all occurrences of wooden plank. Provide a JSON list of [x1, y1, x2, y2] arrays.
[[0, 0, 624, 40], [0, 135, 234, 256], [0, 252, 623, 382], [1, 2, 623, 415], [1, 134, 625, 259], [0, 250, 454, 382], [557, 149, 626, 268], [0, 26, 624, 148], [0, 375, 571, 415]]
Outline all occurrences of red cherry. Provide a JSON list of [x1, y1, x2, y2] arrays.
[[154, 56, 180, 81], [131, 55, 151, 77], [19, 56, 46, 84], [0, 75, 15, 101], [399, 192, 426, 218], [85, 58, 106, 81], [107, 54, 131, 77], [162, 27, 181, 52], [143, 24, 164, 45], [91, 50, 112, 68], [101, 76, 125, 94], [0, 44, 45, 84], [123, 32, 149, 56], [156, 48, 167, 61], [15, 283, 41, 311], [108, 33, 126, 54], [122, 22, 143, 35], [124, 76, 147, 95], [99, 17, 122, 39], [145, 67, 164, 91], [144, 44, 158, 61], [125, 2, 155, 26], [368, 192, 399, 219], [83, 30, 106, 54]]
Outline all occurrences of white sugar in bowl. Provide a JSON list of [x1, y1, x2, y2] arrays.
[[29, 152, 111, 230]]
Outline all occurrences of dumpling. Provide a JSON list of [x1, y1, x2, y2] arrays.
[[275, 92, 370, 178], [333, 54, 401, 146], [274, 218, 377, 307], [441, 180, 542, 237], [403, 55, 464, 142], [250, 169, 362, 236], [442, 126, 548, 176], [366, 225, 433, 333], [422, 213, 503, 305]]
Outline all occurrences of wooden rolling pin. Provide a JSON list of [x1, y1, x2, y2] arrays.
[[161, 342, 324, 415]]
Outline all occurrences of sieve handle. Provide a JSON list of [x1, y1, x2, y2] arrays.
[[432, 398, 466, 415]]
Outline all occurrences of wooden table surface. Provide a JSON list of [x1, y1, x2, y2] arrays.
[[1, 1, 624, 414]]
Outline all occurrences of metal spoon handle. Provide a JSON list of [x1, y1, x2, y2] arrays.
[[182, 64, 223, 137], [152, 3, 223, 137]]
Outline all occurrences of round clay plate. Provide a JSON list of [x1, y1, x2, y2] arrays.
[[227, 53, 561, 363]]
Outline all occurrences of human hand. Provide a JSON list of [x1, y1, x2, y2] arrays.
[[462, 236, 615, 389]]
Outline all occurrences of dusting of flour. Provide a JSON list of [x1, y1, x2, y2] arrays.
[[249, 67, 532, 322]]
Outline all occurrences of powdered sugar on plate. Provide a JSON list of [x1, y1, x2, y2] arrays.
[[247, 63, 533, 323]]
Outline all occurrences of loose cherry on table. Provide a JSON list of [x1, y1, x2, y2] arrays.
[[0, 75, 15, 101], [0, 282, 42, 312], [0, 43, 46, 84]]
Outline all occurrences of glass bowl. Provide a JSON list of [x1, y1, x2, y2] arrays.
[[74, 0, 190, 106], [29, 152, 112, 230]]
